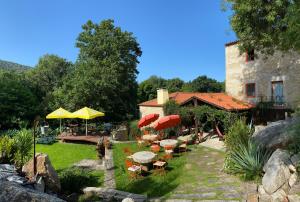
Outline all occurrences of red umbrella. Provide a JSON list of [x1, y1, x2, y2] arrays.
[[153, 115, 181, 131], [138, 114, 160, 128]]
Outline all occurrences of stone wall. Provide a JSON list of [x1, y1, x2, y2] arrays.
[[225, 44, 300, 108], [139, 106, 164, 120]]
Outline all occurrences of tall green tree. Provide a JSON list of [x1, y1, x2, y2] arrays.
[[0, 70, 38, 129], [183, 75, 224, 93], [138, 75, 223, 103], [138, 76, 167, 102], [28, 54, 73, 114], [225, 0, 300, 54], [166, 78, 185, 93], [53, 20, 142, 121]]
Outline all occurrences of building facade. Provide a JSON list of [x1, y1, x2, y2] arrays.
[[225, 41, 300, 109], [139, 88, 253, 119]]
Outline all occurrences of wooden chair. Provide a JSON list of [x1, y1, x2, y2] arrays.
[[123, 147, 133, 155], [153, 160, 167, 176], [162, 154, 172, 162], [179, 143, 187, 153], [164, 145, 174, 158], [125, 159, 141, 180]]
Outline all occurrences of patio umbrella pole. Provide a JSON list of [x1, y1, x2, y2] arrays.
[[60, 119, 62, 135], [86, 119, 87, 136]]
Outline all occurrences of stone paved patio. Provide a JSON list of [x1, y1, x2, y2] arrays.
[[153, 146, 256, 201], [103, 147, 116, 189]]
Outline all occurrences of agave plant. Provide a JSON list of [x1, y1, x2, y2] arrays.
[[226, 139, 271, 181]]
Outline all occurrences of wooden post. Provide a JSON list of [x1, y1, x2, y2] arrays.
[[33, 116, 40, 177], [193, 98, 199, 139]]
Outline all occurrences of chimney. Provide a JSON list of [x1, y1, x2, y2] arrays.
[[157, 88, 169, 105]]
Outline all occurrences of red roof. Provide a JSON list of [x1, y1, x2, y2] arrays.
[[139, 92, 254, 111], [225, 40, 239, 47]]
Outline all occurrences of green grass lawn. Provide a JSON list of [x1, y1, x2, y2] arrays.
[[36, 142, 103, 188], [113, 143, 246, 200], [36, 142, 98, 171], [113, 143, 188, 197]]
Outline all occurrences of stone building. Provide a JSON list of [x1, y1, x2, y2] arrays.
[[225, 41, 300, 109]]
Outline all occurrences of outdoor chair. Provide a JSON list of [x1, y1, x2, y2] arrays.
[[164, 145, 174, 158], [123, 147, 133, 155], [162, 154, 172, 162], [125, 159, 141, 180], [151, 144, 160, 153], [153, 160, 167, 176], [179, 143, 187, 153]]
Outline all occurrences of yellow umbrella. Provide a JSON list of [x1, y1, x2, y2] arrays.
[[72, 107, 105, 136], [46, 107, 74, 134]]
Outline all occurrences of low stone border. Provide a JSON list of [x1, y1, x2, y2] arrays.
[[83, 187, 147, 202]]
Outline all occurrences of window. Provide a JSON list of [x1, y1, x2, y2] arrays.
[[246, 83, 256, 97], [246, 49, 255, 62]]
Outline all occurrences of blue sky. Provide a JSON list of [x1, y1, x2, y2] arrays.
[[0, 0, 236, 82]]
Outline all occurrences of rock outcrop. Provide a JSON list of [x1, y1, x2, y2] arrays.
[[253, 118, 299, 149], [258, 149, 300, 201], [0, 181, 65, 202], [22, 153, 61, 193]]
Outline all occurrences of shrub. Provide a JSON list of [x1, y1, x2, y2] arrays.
[[0, 129, 19, 138], [225, 119, 253, 152], [0, 135, 14, 163], [163, 100, 180, 115], [13, 129, 33, 168], [59, 168, 98, 194], [225, 139, 271, 181], [286, 118, 300, 154], [129, 120, 141, 138]]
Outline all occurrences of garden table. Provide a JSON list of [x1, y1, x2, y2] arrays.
[[132, 151, 156, 164], [160, 139, 178, 148], [142, 134, 157, 141]]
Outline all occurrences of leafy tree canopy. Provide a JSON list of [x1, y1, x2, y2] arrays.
[[0, 70, 38, 129], [138, 75, 223, 103], [52, 19, 142, 121], [225, 0, 300, 54], [27, 54, 73, 114], [138, 76, 185, 102], [184, 75, 224, 93]]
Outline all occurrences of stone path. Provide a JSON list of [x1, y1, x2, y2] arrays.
[[73, 159, 104, 170], [199, 137, 226, 152], [158, 146, 256, 201], [103, 147, 116, 189]]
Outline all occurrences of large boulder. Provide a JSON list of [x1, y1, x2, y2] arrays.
[[0, 164, 17, 181], [262, 149, 291, 194], [263, 149, 292, 172], [0, 181, 65, 202], [22, 153, 61, 193], [253, 117, 299, 149], [262, 164, 290, 194]]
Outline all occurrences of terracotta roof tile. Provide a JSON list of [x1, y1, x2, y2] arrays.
[[225, 40, 239, 47], [139, 92, 254, 111]]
